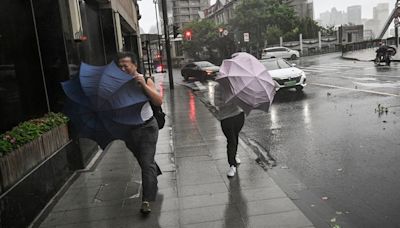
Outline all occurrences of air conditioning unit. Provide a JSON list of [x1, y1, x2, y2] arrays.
[[68, 0, 84, 40]]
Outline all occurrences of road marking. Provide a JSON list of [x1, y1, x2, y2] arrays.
[[307, 71, 400, 79], [310, 82, 399, 97]]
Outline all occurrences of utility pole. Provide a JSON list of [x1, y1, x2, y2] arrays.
[[153, 0, 163, 69], [161, 0, 174, 89]]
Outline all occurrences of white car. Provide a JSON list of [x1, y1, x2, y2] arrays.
[[261, 58, 306, 91], [261, 47, 300, 60]]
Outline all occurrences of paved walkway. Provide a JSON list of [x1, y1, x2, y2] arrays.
[[38, 73, 314, 228]]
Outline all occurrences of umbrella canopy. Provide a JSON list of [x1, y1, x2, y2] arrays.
[[61, 62, 149, 149], [216, 53, 276, 114]]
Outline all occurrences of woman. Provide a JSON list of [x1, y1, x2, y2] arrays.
[[117, 52, 163, 214], [214, 82, 245, 177]]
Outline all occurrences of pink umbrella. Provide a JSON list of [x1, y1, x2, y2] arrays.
[[216, 52, 276, 114]]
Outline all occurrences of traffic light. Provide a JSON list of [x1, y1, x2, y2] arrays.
[[184, 30, 192, 41], [173, 25, 180, 38]]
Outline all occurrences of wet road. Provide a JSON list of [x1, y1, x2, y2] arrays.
[[176, 53, 400, 228]]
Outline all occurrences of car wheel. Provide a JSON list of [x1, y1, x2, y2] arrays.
[[296, 86, 304, 92], [291, 54, 297, 60]]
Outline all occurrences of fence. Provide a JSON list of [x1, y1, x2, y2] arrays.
[[342, 37, 399, 53]]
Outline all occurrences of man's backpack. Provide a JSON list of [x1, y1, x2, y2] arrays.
[[145, 77, 166, 130]]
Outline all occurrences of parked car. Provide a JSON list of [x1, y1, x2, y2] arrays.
[[181, 61, 220, 81], [261, 58, 306, 91], [261, 47, 300, 60]]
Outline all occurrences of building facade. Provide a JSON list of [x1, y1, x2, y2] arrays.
[[203, 0, 240, 25], [171, 0, 209, 28], [0, 0, 142, 134], [339, 25, 364, 44]]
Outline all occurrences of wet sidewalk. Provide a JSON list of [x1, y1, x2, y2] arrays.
[[38, 73, 314, 228]]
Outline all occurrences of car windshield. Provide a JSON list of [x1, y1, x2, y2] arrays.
[[261, 59, 291, 70], [195, 61, 215, 68]]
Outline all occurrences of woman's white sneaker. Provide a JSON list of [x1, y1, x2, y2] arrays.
[[227, 166, 237, 177]]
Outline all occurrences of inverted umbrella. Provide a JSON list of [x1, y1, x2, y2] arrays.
[[61, 62, 149, 149], [216, 53, 276, 114]]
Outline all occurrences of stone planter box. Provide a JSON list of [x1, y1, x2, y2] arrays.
[[0, 124, 69, 192]]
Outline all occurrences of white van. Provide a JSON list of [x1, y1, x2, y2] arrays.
[[261, 47, 300, 60]]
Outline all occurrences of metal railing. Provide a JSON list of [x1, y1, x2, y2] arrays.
[[342, 37, 399, 53]]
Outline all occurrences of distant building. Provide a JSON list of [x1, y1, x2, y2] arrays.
[[339, 25, 364, 44], [318, 7, 347, 27], [169, 0, 209, 28], [204, 0, 314, 26], [156, 0, 210, 66], [373, 3, 389, 30], [347, 5, 362, 25], [283, 0, 314, 19], [363, 19, 380, 38], [319, 11, 331, 26], [203, 0, 240, 25]]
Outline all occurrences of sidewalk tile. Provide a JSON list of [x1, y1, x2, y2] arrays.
[[180, 204, 241, 225], [179, 192, 230, 209], [178, 182, 228, 197], [181, 217, 246, 228], [248, 210, 314, 228]]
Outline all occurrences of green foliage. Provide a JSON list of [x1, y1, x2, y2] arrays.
[[0, 113, 69, 156], [182, 20, 220, 60], [182, 20, 236, 63], [265, 26, 283, 44], [321, 25, 336, 36], [296, 17, 321, 39], [230, 0, 298, 49], [230, 0, 321, 47]]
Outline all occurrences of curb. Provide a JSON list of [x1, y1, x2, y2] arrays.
[[341, 55, 400, 62]]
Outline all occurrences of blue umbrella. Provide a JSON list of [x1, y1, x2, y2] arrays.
[[61, 62, 149, 149]]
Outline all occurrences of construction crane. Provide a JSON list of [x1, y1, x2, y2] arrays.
[[378, 0, 400, 40]]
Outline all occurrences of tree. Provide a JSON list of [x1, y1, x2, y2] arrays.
[[230, 0, 298, 54], [296, 17, 321, 39], [181, 20, 236, 63], [321, 25, 336, 37], [181, 20, 219, 60], [265, 26, 283, 45]]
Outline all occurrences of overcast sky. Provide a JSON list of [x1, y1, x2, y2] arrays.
[[138, 0, 395, 33]]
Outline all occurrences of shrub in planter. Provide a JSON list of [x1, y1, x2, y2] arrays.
[[0, 113, 69, 192]]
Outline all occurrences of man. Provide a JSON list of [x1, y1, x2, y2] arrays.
[[117, 52, 162, 214], [376, 42, 388, 62]]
